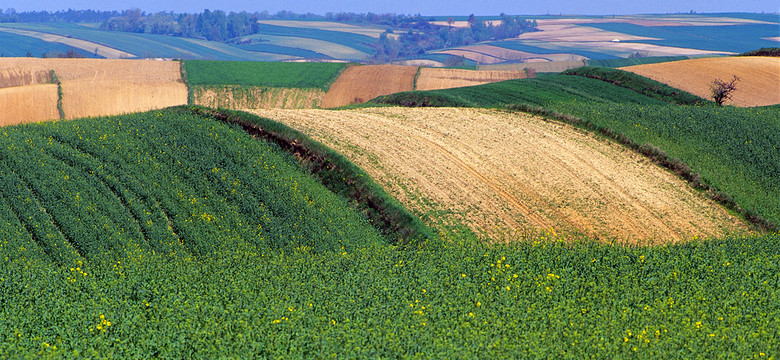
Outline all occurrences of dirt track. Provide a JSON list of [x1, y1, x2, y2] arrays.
[[621, 57, 780, 107], [249, 107, 749, 243]]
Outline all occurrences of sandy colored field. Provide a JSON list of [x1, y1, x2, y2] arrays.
[[453, 45, 537, 61], [535, 16, 774, 27], [415, 68, 526, 91], [321, 65, 417, 108], [0, 58, 187, 122], [621, 57, 780, 107], [0, 68, 51, 88], [394, 59, 445, 68], [480, 60, 586, 73], [0, 28, 134, 59], [193, 86, 325, 109], [250, 107, 748, 243], [765, 37, 780, 42], [430, 20, 503, 28], [0, 84, 60, 125], [435, 49, 504, 64], [256, 20, 394, 39], [519, 24, 660, 42]]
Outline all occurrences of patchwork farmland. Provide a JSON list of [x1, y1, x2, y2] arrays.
[[0, 10, 778, 356]]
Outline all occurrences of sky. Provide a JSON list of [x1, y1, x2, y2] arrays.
[[4, 0, 779, 16]]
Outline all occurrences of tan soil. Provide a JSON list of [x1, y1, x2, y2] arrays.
[[436, 49, 504, 64], [0, 58, 187, 122], [415, 68, 526, 91], [621, 57, 780, 107], [0, 68, 51, 89], [480, 60, 586, 73], [193, 86, 326, 109], [0, 28, 134, 59], [0, 84, 60, 125], [320, 65, 418, 108], [249, 107, 749, 243]]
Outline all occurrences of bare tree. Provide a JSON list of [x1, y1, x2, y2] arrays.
[[710, 75, 739, 106]]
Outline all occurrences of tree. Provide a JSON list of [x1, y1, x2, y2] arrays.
[[710, 75, 739, 106]]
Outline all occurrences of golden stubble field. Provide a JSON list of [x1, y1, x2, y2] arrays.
[[621, 56, 780, 107], [250, 107, 749, 243], [0, 58, 187, 124]]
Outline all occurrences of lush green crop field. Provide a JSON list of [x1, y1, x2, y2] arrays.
[[372, 72, 780, 229], [586, 56, 689, 68], [183, 60, 348, 90], [0, 107, 777, 357]]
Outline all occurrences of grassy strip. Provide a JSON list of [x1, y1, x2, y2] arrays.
[[186, 106, 434, 245], [586, 56, 689, 68], [562, 66, 709, 105], [412, 66, 422, 90], [183, 61, 348, 91], [49, 70, 65, 120], [177, 60, 193, 106]]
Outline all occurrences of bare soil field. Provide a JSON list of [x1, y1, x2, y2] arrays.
[[621, 56, 780, 107], [0, 58, 187, 123], [416, 68, 526, 91], [250, 107, 748, 243], [193, 86, 325, 109], [320, 65, 417, 108], [518, 24, 660, 42], [0, 84, 60, 125]]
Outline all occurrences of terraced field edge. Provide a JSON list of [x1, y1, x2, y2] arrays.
[[186, 106, 434, 244]]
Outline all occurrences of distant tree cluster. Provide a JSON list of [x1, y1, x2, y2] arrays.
[[99, 9, 262, 42], [370, 14, 538, 63]]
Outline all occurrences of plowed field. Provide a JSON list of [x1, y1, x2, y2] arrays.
[[250, 107, 748, 243], [621, 57, 780, 107], [320, 65, 417, 108], [416, 68, 526, 91], [0, 58, 187, 123]]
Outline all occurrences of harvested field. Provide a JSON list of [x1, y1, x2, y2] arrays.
[[250, 107, 748, 243], [0, 68, 51, 89], [62, 80, 187, 120], [415, 68, 526, 91], [320, 65, 417, 108], [0, 84, 60, 125], [480, 60, 585, 73], [436, 49, 503, 64], [621, 56, 780, 107], [193, 86, 325, 109], [0, 58, 187, 120]]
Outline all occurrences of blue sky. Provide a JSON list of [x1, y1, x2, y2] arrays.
[[5, 0, 779, 15]]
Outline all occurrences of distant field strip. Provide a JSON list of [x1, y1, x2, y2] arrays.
[[0, 27, 134, 59], [621, 56, 780, 107], [257, 20, 389, 38], [257, 34, 369, 60], [415, 68, 526, 91], [251, 107, 748, 242]]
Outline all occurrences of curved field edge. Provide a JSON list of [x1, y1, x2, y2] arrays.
[[186, 106, 434, 244], [369, 75, 779, 232], [2, 231, 778, 357], [0, 107, 388, 260]]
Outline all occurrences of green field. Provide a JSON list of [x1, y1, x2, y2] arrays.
[[183, 61, 348, 90], [0, 30, 95, 58], [0, 107, 777, 357], [372, 69, 780, 229], [585, 56, 690, 68]]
